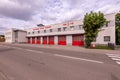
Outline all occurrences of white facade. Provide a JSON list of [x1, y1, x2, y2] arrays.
[[5, 28, 27, 43], [5, 13, 116, 46], [26, 13, 116, 46]]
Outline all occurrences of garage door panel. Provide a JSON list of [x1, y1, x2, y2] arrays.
[[43, 37, 47, 44], [72, 34, 84, 46], [32, 37, 35, 44], [58, 35, 66, 45], [36, 37, 41, 44], [49, 36, 54, 45], [28, 38, 30, 44]]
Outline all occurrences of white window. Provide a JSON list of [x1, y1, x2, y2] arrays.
[[70, 26, 74, 30], [79, 25, 83, 29], [44, 30, 46, 33], [63, 27, 67, 31], [104, 36, 110, 42], [38, 31, 40, 33], [50, 29, 52, 32], [58, 28, 61, 32]]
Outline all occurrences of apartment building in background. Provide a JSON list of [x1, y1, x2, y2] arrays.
[[5, 28, 27, 43]]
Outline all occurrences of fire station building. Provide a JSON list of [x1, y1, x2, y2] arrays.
[[26, 13, 116, 46]]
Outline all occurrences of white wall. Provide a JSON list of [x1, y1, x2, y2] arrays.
[[18, 31, 27, 43]]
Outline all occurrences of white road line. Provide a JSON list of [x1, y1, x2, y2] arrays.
[[25, 49, 44, 54], [116, 61, 120, 64], [108, 55, 120, 58], [111, 58, 120, 61], [106, 54, 120, 56], [54, 54, 104, 64]]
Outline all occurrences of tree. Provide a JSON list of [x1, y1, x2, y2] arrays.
[[83, 11, 107, 48], [0, 35, 5, 42], [115, 13, 120, 45]]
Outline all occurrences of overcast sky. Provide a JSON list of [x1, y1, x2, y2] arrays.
[[0, 0, 120, 34]]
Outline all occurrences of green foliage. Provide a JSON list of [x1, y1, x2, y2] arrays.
[[0, 35, 5, 42], [115, 13, 120, 45], [83, 11, 107, 48]]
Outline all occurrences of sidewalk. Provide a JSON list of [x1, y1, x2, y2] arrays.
[[0, 42, 120, 54], [17, 43, 120, 54]]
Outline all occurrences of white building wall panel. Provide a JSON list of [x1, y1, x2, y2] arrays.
[[66, 35, 72, 46], [54, 36, 58, 45]]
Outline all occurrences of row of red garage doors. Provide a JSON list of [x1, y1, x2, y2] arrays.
[[27, 34, 84, 46]]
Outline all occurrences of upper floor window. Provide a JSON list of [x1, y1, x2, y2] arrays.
[[28, 32, 30, 34], [63, 27, 67, 31], [104, 36, 110, 42], [70, 26, 74, 30], [58, 28, 61, 32], [32, 32, 34, 34], [50, 29, 52, 32], [38, 31, 40, 33], [44, 30, 46, 33], [79, 25, 83, 29]]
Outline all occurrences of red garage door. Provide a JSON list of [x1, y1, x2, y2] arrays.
[[36, 37, 41, 44], [72, 34, 84, 46], [48, 36, 54, 45], [43, 36, 47, 44], [58, 35, 66, 45], [32, 37, 35, 44], [28, 37, 31, 44]]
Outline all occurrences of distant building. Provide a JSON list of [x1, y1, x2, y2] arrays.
[[5, 28, 27, 43]]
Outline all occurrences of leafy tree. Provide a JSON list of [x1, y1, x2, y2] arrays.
[[115, 13, 120, 45], [0, 35, 5, 42], [83, 11, 107, 48]]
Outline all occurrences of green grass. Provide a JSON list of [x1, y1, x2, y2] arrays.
[[116, 45, 120, 48], [90, 46, 112, 50]]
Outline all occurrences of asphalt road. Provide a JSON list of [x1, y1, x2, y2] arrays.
[[0, 43, 120, 80]]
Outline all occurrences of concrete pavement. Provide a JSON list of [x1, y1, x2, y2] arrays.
[[0, 43, 120, 80]]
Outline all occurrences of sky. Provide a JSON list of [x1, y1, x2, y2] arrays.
[[0, 0, 120, 34]]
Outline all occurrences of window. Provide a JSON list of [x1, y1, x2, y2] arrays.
[[63, 27, 67, 31], [70, 26, 74, 30], [79, 25, 83, 29], [28, 32, 30, 34], [32, 32, 34, 34], [104, 36, 110, 42], [44, 30, 46, 33], [38, 31, 40, 33], [50, 29, 52, 32], [58, 28, 61, 32]]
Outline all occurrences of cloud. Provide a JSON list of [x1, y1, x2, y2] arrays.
[[0, 0, 48, 20], [0, 0, 120, 34]]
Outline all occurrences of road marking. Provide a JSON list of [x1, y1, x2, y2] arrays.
[[108, 55, 120, 58], [54, 54, 104, 64], [112, 58, 120, 61], [106, 54, 120, 65], [25, 49, 44, 54], [116, 61, 120, 64]]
